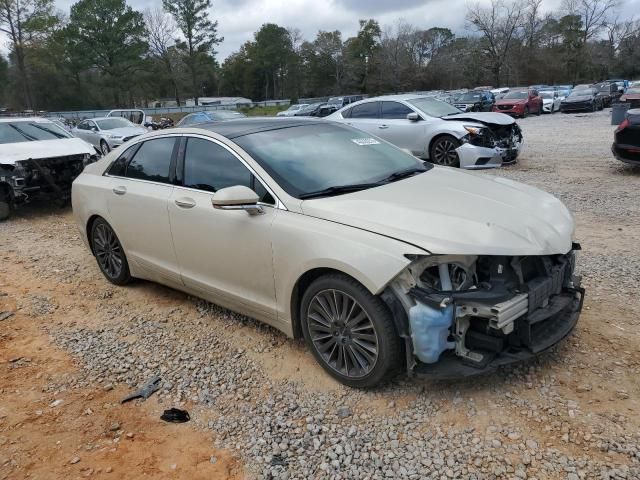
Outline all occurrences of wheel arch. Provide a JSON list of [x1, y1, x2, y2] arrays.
[[86, 214, 104, 255], [427, 132, 462, 160]]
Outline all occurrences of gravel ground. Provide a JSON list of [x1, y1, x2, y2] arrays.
[[1, 109, 639, 479]]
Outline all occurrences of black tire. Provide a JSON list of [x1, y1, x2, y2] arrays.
[[591, 102, 596, 112], [0, 201, 11, 222], [90, 217, 131, 285], [100, 140, 110, 156], [429, 135, 461, 168], [523, 106, 529, 118], [300, 273, 402, 388], [535, 102, 541, 115]]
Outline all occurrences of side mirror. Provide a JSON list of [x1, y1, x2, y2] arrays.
[[211, 185, 264, 216], [407, 112, 420, 121], [91, 126, 98, 132]]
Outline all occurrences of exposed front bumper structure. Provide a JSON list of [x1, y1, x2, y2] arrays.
[[612, 143, 640, 165]]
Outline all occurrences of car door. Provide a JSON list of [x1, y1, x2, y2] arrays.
[[341, 101, 381, 134], [105, 136, 182, 286], [167, 135, 278, 323], [74, 121, 97, 146], [379, 101, 427, 155]]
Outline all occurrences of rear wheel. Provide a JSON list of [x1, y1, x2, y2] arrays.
[[90, 218, 131, 285], [535, 102, 542, 115], [522, 106, 529, 118], [300, 273, 402, 388], [0, 201, 11, 222], [430, 135, 461, 168]]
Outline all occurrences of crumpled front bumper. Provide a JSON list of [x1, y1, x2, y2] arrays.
[[413, 287, 584, 379], [456, 140, 524, 169]]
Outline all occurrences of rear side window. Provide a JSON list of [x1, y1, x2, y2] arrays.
[[381, 101, 413, 119], [350, 102, 380, 119], [125, 137, 176, 183]]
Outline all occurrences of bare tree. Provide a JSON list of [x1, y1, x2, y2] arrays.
[[144, 8, 182, 105], [562, 0, 620, 44], [466, 0, 525, 87]]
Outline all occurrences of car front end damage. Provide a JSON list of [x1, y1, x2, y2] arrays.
[[385, 247, 584, 378], [455, 122, 523, 168]]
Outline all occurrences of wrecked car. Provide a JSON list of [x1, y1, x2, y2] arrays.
[[326, 95, 523, 168], [72, 119, 583, 388], [0, 117, 98, 221], [612, 109, 640, 166]]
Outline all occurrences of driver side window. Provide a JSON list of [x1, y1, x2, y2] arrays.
[[183, 138, 275, 204]]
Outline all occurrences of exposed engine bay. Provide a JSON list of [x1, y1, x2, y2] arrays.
[[388, 248, 584, 377]]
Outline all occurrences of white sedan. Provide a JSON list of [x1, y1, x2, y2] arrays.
[[540, 91, 562, 113], [72, 118, 584, 387]]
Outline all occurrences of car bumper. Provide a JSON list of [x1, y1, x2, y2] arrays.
[[612, 143, 640, 165], [542, 103, 553, 112], [456, 140, 523, 169], [560, 103, 593, 112], [414, 286, 584, 379], [492, 107, 525, 116]]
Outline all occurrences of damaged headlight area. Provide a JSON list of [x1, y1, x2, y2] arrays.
[[389, 250, 584, 377], [462, 123, 523, 150]]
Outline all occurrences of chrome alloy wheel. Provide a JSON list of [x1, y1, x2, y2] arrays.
[[306, 289, 379, 378], [432, 138, 459, 166]]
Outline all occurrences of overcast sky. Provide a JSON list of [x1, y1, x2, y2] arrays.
[[3, 0, 639, 59]]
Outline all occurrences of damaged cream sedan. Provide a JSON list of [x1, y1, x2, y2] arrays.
[[72, 118, 584, 388]]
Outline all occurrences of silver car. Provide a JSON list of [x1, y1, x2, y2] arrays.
[[72, 117, 147, 155], [326, 94, 523, 168], [276, 104, 309, 117]]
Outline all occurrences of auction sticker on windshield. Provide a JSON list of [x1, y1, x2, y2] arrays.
[[351, 138, 381, 146]]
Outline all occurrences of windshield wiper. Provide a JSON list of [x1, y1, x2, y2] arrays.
[[8, 124, 37, 141], [379, 167, 427, 183], [299, 183, 382, 199], [28, 123, 67, 139]]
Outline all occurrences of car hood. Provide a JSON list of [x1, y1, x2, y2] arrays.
[[0, 138, 95, 165], [563, 96, 592, 102], [441, 112, 515, 126], [621, 94, 640, 101], [300, 167, 574, 256], [495, 99, 526, 106], [102, 126, 147, 136]]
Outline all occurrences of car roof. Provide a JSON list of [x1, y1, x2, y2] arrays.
[[192, 117, 326, 139]]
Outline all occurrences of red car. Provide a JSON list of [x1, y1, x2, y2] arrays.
[[620, 87, 640, 109], [492, 89, 543, 118]]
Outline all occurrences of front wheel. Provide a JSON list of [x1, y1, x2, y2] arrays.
[[0, 200, 11, 222], [522, 106, 529, 118], [90, 218, 131, 285], [300, 274, 402, 388], [100, 140, 110, 156], [535, 103, 542, 115], [430, 135, 461, 168]]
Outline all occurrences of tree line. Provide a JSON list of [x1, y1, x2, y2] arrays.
[[0, 0, 638, 111]]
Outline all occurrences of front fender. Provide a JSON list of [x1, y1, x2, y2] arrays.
[[272, 209, 427, 331]]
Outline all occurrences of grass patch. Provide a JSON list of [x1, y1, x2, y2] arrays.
[[239, 105, 288, 117]]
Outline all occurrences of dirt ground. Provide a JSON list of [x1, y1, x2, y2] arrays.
[[1, 110, 640, 479]]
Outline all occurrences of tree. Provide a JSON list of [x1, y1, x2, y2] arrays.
[[0, 0, 57, 108], [65, 0, 148, 106], [144, 8, 182, 105], [0, 54, 7, 106], [466, 0, 525, 86], [562, 0, 620, 44], [252, 23, 294, 99], [163, 0, 222, 105]]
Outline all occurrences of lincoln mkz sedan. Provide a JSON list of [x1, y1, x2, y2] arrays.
[[72, 118, 584, 387]]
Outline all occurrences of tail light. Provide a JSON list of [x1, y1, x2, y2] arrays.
[[615, 118, 629, 133]]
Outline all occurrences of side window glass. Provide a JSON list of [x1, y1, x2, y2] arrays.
[[381, 101, 413, 119], [183, 138, 252, 192], [107, 145, 138, 176], [126, 137, 175, 183], [252, 178, 275, 205], [341, 107, 352, 118], [350, 102, 379, 119]]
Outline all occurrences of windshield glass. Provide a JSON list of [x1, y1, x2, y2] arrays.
[[597, 84, 611, 92], [0, 121, 71, 144], [504, 91, 528, 99], [540, 91, 555, 99], [407, 97, 460, 117], [327, 97, 343, 105], [568, 90, 591, 98], [208, 111, 245, 120], [458, 92, 482, 101], [626, 88, 640, 94], [234, 123, 430, 198], [96, 118, 134, 130]]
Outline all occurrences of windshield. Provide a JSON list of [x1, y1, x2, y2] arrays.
[[597, 84, 611, 93], [234, 123, 430, 198], [0, 121, 71, 144], [327, 97, 343, 105], [458, 92, 482, 102], [96, 118, 134, 130], [540, 91, 555, 99], [504, 91, 528, 99], [300, 103, 322, 113], [208, 111, 245, 120], [407, 97, 460, 118], [626, 88, 640, 94], [568, 90, 592, 98]]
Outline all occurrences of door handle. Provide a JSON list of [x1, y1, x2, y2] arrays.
[[112, 186, 126, 195], [174, 197, 196, 209], [378, 125, 389, 129]]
